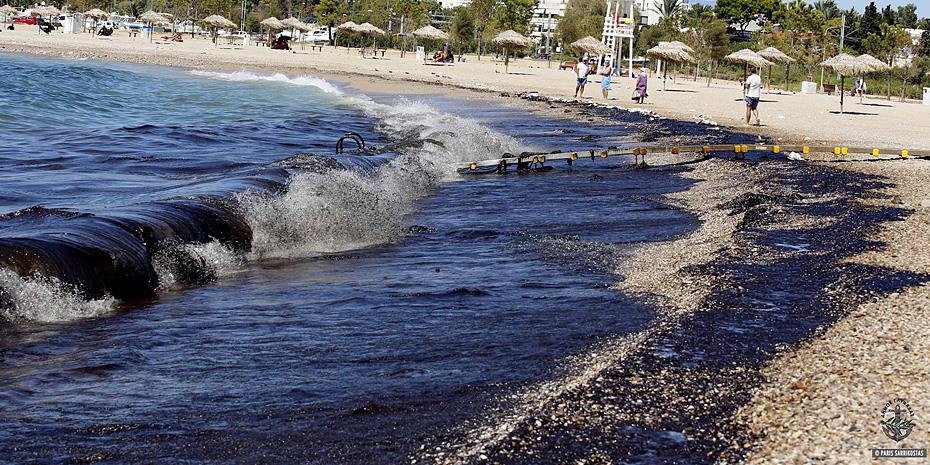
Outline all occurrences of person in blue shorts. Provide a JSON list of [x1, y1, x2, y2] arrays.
[[574, 58, 590, 98], [744, 67, 762, 126]]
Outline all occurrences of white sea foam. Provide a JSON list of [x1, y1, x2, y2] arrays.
[[1, 71, 528, 321], [0, 269, 117, 323], [188, 70, 344, 95]]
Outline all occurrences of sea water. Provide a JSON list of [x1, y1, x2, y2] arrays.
[[0, 53, 700, 463]]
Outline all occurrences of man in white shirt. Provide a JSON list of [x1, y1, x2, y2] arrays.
[[574, 59, 590, 98], [744, 68, 762, 126]]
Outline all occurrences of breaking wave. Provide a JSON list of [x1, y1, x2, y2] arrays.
[[0, 72, 527, 324]]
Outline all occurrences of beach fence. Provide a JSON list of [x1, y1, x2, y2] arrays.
[[456, 144, 930, 173]]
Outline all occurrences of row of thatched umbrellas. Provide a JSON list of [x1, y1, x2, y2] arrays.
[[644, 42, 893, 114]]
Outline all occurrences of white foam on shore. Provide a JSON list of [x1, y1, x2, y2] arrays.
[[241, 94, 526, 258], [188, 70, 344, 95], [0, 269, 117, 323]]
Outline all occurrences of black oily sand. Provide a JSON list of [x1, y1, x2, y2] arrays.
[[418, 159, 928, 465]]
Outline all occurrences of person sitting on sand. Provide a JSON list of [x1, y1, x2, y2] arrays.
[[574, 58, 590, 99], [633, 68, 648, 104], [744, 67, 762, 126], [599, 59, 613, 99]]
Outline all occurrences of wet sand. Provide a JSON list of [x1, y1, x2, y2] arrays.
[[4, 28, 930, 463]]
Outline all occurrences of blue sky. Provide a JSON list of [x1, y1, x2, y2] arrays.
[[693, 0, 927, 18]]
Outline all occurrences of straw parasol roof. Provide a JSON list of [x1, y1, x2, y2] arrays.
[[646, 44, 694, 63], [492, 29, 532, 48], [281, 16, 309, 31], [203, 14, 236, 29], [1, 4, 20, 15], [725, 49, 774, 68], [31, 5, 60, 17], [140, 10, 168, 24], [336, 20, 359, 31], [261, 17, 284, 30], [664, 40, 695, 54], [411, 24, 449, 41], [355, 22, 385, 35], [856, 53, 891, 72], [757, 46, 795, 63], [821, 53, 873, 114], [492, 30, 531, 74], [820, 53, 871, 76], [570, 36, 611, 56], [84, 8, 108, 19]]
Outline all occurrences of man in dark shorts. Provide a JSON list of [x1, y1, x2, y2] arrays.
[[744, 67, 762, 126]]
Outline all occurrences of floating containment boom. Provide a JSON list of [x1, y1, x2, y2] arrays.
[[456, 144, 930, 173]]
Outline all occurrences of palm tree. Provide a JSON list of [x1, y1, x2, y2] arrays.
[[653, 0, 682, 18], [813, 0, 840, 21]]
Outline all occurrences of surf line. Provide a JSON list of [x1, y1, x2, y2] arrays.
[[457, 144, 930, 173]]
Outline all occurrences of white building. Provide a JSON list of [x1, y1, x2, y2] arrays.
[[530, 0, 568, 55], [634, 0, 690, 26], [439, 0, 471, 9]]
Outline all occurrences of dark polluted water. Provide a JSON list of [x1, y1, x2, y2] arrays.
[[2, 54, 922, 465]]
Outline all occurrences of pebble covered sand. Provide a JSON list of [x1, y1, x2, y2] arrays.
[[736, 159, 930, 464]]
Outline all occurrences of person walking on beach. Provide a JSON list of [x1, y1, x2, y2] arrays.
[[744, 67, 762, 126], [599, 59, 613, 99], [633, 68, 648, 104], [855, 76, 867, 103], [574, 58, 590, 98]]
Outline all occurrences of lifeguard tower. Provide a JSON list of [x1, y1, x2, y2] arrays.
[[601, 0, 636, 77]]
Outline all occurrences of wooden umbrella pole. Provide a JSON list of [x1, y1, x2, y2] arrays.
[[840, 75, 845, 114], [784, 63, 790, 91], [768, 65, 772, 92]]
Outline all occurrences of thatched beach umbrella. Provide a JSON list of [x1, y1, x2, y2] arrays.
[[492, 29, 532, 74], [411, 24, 449, 59], [857, 53, 891, 73], [757, 46, 795, 92], [855, 54, 892, 103], [665, 40, 695, 54], [725, 48, 774, 93], [1, 5, 19, 27], [281, 17, 309, 48], [355, 22, 385, 49], [31, 5, 60, 17], [261, 17, 284, 45], [83, 8, 108, 33], [335, 20, 359, 50], [821, 53, 872, 114], [570, 36, 611, 57], [647, 43, 694, 90], [203, 14, 235, 44], [140, 10, 168, 42]]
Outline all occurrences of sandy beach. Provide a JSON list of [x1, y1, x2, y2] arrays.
[[4, 27, 930, 463], [2, 28, 929, 151]]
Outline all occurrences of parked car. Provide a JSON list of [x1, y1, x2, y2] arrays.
[[13, 16, 37, 25], [299, 27, 331, 44]]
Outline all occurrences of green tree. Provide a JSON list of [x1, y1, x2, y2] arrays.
[[682, 9, 729, 84], [812, 0, 839, 21], [314, 0, 347, 43], [860, 1, 881, 38], [449, 5, 475, 49], [491, 0, 537, 34], [919, 29, 930, 57], [895, 4, 917, 28], [863, 23, 912, 98], [555, 0, 606, 46], [880, 4, 895, 26], [467, 0, 497, 59], [653, 0, 683, 19], [714, 0, 780, 35], [774, 0, 824, 34]]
